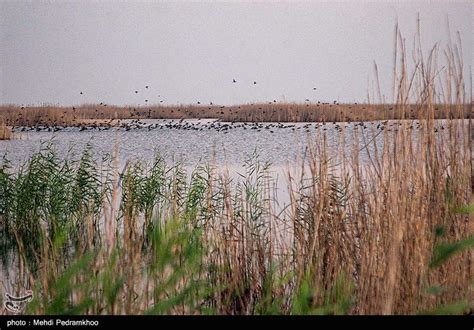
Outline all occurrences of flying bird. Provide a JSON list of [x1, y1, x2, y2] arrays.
[[253, 81, 257, 85]]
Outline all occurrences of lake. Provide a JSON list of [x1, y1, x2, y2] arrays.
[[0, 119, 416, 168]]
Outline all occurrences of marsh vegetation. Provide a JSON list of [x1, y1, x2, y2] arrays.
[[0, 103, 470, 130]]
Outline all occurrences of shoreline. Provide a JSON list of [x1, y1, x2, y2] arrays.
[[0, 103, 471, 128]]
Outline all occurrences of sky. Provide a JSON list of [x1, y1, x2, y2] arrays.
[[0, 0, 472, 106]]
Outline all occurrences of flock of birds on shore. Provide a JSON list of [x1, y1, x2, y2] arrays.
[[9, 80, 449, 134], [12, 118, 446, 135]]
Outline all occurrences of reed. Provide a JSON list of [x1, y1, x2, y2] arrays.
[[0, 103, 470, 128], [0, 119, 11, 140]]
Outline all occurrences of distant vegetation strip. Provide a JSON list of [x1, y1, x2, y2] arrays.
[[0, 103, 471, 127]]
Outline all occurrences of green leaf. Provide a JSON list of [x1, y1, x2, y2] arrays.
[[430, 236, 474, 268]]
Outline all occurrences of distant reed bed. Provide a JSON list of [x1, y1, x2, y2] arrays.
[[0, 103, 470, 128]]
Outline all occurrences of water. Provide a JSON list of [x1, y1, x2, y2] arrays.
[[0, 119, 466, 182], [0, 119, 385, 167]]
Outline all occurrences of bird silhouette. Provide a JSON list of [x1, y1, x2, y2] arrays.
[[253, 81, 257, 85], [233, 79, 236, 83]]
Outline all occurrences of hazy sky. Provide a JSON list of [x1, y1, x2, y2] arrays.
[[0, 0, 471, 106]]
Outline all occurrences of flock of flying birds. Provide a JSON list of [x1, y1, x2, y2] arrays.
[[11, 79, 445, 133], [79, 79, 314, 106]]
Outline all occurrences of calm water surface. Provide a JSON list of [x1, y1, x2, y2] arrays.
[[0, 119, 389, 167], [0, 119, 464, 179]]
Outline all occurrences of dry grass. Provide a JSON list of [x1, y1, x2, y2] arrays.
[[0, 119, 12, 140], [0, 103, 470, 128]]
